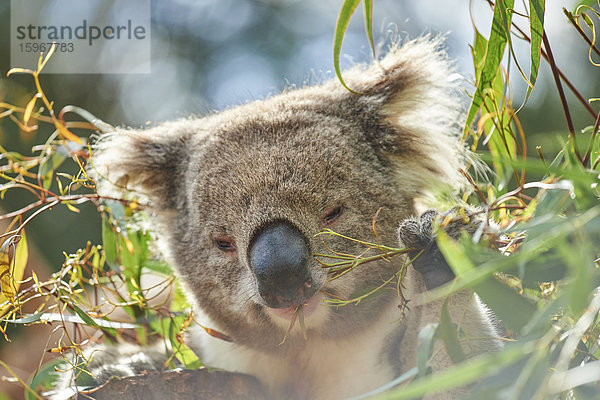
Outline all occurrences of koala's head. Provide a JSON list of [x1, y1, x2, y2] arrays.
[[94, 38, 466, 350]]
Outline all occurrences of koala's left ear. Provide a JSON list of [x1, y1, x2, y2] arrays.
[[327, 36, 468, 192], [92, 120, 194, 209]]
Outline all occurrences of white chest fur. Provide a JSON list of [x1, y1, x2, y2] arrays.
[[192, 299, 402, 399]]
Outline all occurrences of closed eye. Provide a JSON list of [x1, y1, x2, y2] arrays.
[[215, 237, 236, 252], [321, 206, 343, 226]]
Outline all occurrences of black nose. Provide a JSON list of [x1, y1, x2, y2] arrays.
[[248, 221, 316, 308]]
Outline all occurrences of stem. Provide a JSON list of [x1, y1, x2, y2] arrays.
[[542, 32, 584, 164], [583, 110, 600, 166], [0, 194, 134, 222], [564, 8, 600, 59]]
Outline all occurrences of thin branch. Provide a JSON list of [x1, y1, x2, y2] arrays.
[[564, 8, 600, 59], [0, 194, 136, 222], [583, 110, 600, 165], [542, 31, 584, 164]]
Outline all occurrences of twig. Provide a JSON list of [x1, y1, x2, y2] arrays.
[[564, 8, 600, 59], [0, 194, 135, 222], [583, 110, 600, 165], [542, 32, 584, 164]]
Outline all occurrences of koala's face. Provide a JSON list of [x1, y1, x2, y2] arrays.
[[171, 107, 412, 348], [95, 39, 464, 350]]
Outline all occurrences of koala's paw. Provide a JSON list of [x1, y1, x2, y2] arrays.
[[398, 208, 483, 290]]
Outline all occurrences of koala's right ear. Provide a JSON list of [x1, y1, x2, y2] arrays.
[[92, 121, 192, 209]]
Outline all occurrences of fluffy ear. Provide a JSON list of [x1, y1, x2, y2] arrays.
[[327, 36, 469, 193], [92, 120, 193, 209]]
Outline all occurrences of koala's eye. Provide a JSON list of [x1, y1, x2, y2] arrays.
[[215, 238, 236, 252], [321, 206, 343, 226]]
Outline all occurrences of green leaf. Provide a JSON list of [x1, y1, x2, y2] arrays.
[[38, 145, 70, 190], [177, 346, 203, 369], [521, 292, 565, 336], [374, 345, 527, 400], [71, 305, 118, 339], [26, 358, 65, 400], [434, 214, 537, 332], [509, 251, 566, 289], [435, 230, 476, 276], [142, 260, 174, 276], [171, 281, 192, 312], [526, 0, 545, 101], [0, 230, 28, 317], [575, 382, 600, 399], [363, 0, 375, 57], [439, 301, 466, 364], [171, 342, 204, 370], [1, 311, 43, 324], [101, 214, 118, 266], [333, 0, 362, 94], [557, 240, 594, 315], [573, 0, 598, 10], [470, 30, 488, 79], [465, 0, 515, 133], [416, 323, 437, 378], [349, 367, 419, 400], [473, 277, 537, 332], [123, 229, 150, 286], [71, 305, 101, 328], [162, 314, 204, 369]]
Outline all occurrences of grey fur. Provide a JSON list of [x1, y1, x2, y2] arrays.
[[55, 37, 502, 400]]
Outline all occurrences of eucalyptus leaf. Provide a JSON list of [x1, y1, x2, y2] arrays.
[[333, 0, 362, 94]]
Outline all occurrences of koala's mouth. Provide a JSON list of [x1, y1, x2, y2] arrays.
[[267, 292, 322, 320]]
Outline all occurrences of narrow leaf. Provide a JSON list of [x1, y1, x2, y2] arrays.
[[39, 150, 67, 190], [0, 231, 28, 317], [333, 0, 362, 94], [349, 367, 419, 400], [279, 306, 300, 346], [101, 215, 118, 266], [416, 323, 437, 378], [6, 68, 34, 76], [473, 277, 537, 332], [165, 315, 204, 369], [464, 0, 515, 133], [439, 301, 466, 364], [375, 346, 526, 400], [197, 324, 233, 342], [23, 95, 38, 125], [363, 0, 375, 57], [526, 0, 545, 100], [26, 358, 65, 400], [298, 306, 307, 340], [38, 43, 57, 72], [1, 311, 43, 324], [436, 230, 476, 276], [71, 305, 101, 329], [172, 342, 203, 369]]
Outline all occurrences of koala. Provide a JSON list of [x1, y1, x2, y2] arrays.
[[58, 37, 502, 399]]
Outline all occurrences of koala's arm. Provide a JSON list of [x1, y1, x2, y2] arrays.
[[398, 209, 503, 356], [398, 209, 457, 290]]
